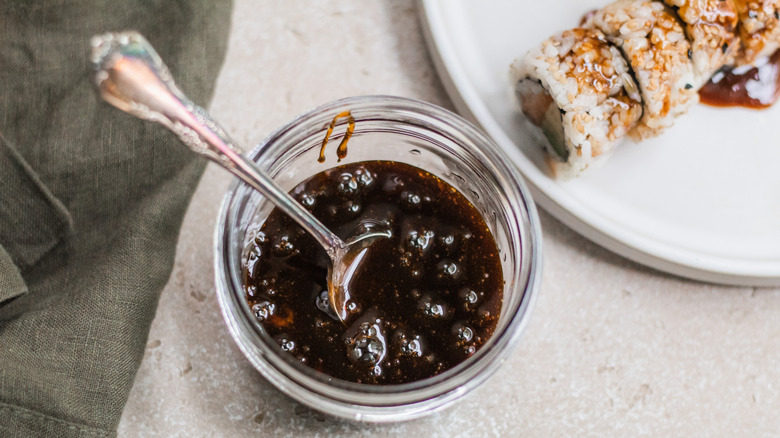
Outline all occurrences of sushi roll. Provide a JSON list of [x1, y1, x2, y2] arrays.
[[511, 28, 643, 178], [663, 0, 741, 87], [586, 0, 699, 140], [733, 0, 780, 65]]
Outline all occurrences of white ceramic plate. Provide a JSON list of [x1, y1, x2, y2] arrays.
[[419, 0, 780, 286]]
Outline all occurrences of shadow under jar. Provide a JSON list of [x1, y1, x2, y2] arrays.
[[215, 96, 542, 422]]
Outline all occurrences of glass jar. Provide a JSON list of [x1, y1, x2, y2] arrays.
[[214, 95, 542, 422]]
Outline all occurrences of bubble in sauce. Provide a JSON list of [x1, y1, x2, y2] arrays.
[[452, 322, 474, 344], [276, 337, 295, 352], [346, 321, 386, 366], [252, 301, 275, 322], [337, 173, 360, 196]]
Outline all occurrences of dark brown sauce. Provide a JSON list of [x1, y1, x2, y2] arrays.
[[242, 161, 504, 384], [700, 50, 780, 108]]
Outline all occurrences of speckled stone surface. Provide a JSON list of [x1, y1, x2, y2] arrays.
[[118, 1, 780, 436]]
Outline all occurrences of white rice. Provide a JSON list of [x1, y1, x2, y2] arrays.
[[511, 28, 643, 178], [733, 0, 780, 65], [586, 0, 699, 139], [663, 0, 740, 86]]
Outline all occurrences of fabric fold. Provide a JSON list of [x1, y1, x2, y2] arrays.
[[0, 402, 110, 438], [0, 246, 27, 304], [0, 0, 233, 436], [0, 135, 73, 271]]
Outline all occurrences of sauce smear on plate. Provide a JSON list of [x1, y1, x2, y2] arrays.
[[700, 50, 780, 108]]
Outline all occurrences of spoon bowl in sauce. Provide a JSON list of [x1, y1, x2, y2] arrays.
[[89, 31, 386, 323]]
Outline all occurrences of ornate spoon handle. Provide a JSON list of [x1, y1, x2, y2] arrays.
[[90, 31, 343, 254]]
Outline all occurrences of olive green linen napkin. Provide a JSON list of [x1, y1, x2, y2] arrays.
[[0, 1, 232, 436]]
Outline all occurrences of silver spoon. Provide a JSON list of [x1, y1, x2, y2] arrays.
[[90, 31, 387, 323]]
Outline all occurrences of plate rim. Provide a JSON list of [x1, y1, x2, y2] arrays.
[[418, 0, 780, 287]]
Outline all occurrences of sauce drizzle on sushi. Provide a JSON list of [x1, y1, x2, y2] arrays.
[[699, 49, 780, 108]]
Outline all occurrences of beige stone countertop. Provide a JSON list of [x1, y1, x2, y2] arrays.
[[118, 1, 780, 436]]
